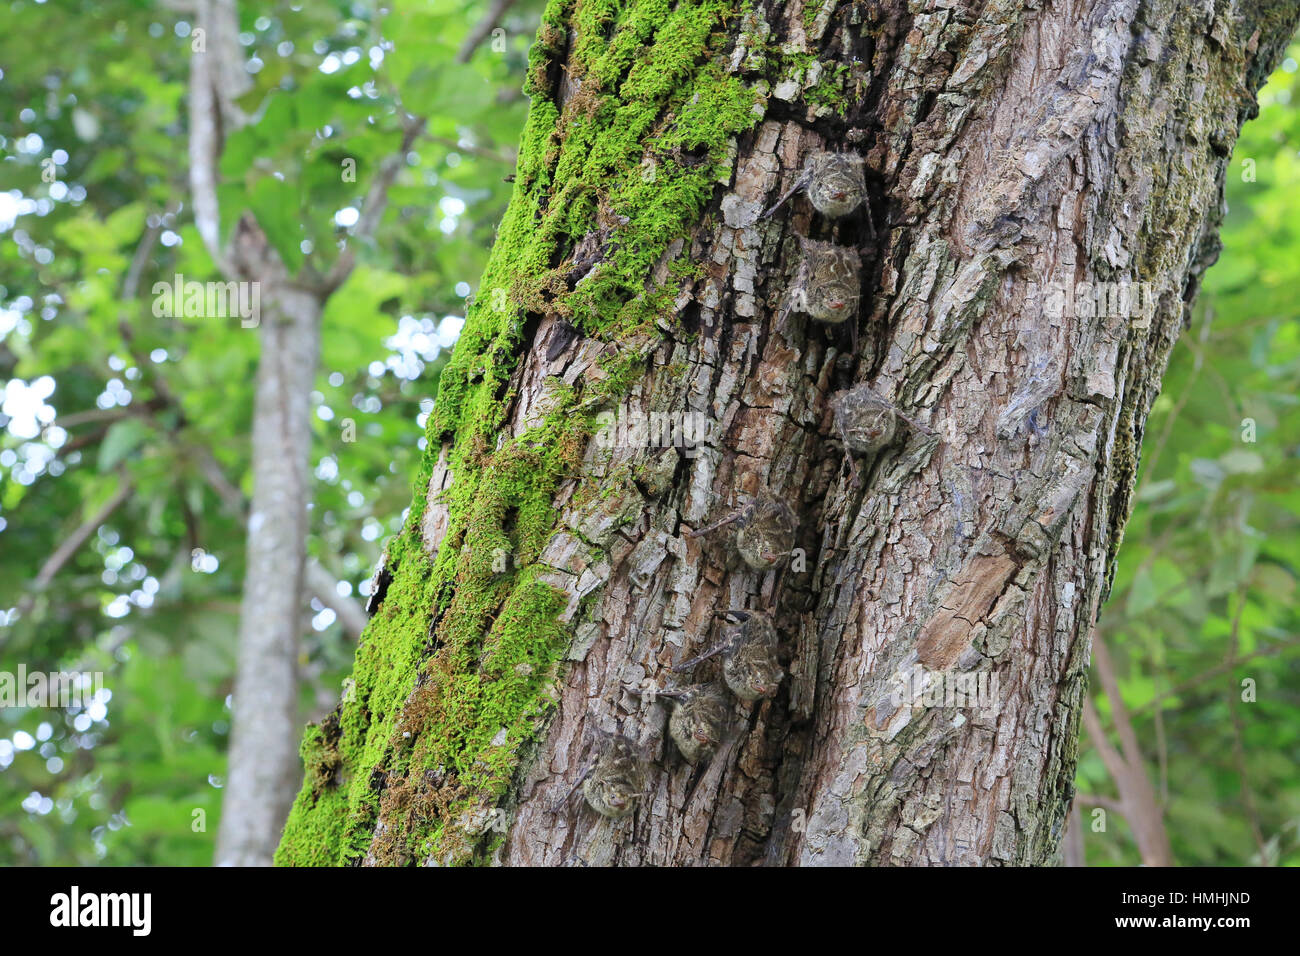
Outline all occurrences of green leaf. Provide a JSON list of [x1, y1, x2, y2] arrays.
[[98, 418, 151, 472], [248, 176, 305, 272], [104, 202, 146, 246], [1126, 565, 1160, 616]]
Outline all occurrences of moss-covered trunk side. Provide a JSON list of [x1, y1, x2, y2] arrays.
[[276, 0, 1298, 866]]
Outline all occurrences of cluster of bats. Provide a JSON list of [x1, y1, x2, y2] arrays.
[[772, 150, 870, 351], [552, 150, 935, 822]]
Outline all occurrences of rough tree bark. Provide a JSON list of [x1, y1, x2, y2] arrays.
[[276, 0, 1298, 866]]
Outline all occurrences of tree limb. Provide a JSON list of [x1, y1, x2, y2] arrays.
[[1085, 637, 1175, 866], [305, 560, 369, 641], [455, 0, 520, 63], [1127, 640, 1300, 721], [424, 132, 515, 164], [11, 477, 134, 625], [322, 114, 427, 293], [188, 0, 249, 273]]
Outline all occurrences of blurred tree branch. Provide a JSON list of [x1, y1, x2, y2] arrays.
[[10, 475, 135, 628], [456, 0, 520, 63], [1082, 635, 1174, 867], [188, 0, 248, 271], [321, 113, 427, 294]]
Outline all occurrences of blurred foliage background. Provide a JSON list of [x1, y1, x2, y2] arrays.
[[0, 2, 1294, 865], [0, 0, 545, 864], [1076, 40, 1300, 866]]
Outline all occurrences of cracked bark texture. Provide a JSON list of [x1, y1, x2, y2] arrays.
[[329, 0, 1297, 867]]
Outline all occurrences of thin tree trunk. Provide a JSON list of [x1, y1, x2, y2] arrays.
[[215, 279, 320, 866], [277, 0, 1299, 867]]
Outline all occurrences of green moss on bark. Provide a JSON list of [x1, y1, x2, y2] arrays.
[[276, 0, 762, 866]]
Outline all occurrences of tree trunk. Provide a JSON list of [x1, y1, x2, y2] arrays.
[[275, 0, 1298, 866], [216, 274, 320, 866]]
